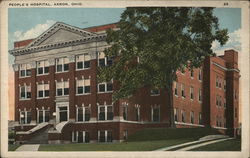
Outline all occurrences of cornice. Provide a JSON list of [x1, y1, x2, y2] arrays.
[[9, 34, 106, 56]]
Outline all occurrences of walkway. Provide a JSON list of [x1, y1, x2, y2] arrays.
[[15, 144, 40, 151]]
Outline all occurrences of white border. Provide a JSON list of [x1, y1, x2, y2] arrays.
[[1, 0, 249, 158]]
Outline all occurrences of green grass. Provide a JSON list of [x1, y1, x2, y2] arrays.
[[39, 139, 192, 151], [189, 138, 241, 151], [39, 127, 221, 151], [8, 144, 21, 151]]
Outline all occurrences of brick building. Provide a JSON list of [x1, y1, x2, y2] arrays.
[[9, 22, 240, 144]]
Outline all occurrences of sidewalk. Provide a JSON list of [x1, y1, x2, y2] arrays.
[[15, 144, 40, 151], [154, 135, 230, 151]]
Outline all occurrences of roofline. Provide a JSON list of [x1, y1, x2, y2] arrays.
[[83, 22, 119, 30]]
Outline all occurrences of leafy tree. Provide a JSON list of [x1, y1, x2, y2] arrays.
[[98, 7, 228, 127]]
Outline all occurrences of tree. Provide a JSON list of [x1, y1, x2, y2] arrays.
[[98, 7, 229, 127]]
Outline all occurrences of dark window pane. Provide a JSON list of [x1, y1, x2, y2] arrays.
[[26, 70, 31, 76], [123, 107, 127, 120], [107, 131, 112, 142], [85, 132, 90, 143], [107, 106, 113, 120], [57, 89, 63, 96], [27, 92, 31, 98], [153, 108, 160, 122], [38, 91, 43, 98], [45, 111, 50, 122], [107, 57, 113, 66], [99, 59, 105, 67], [21, 92, 25, 99], [78, 131, 83, 143], [84, 61, 90, 68], [45, 90, 49, 97], [44, 67, 49, 73], [38, 67, 43, 74], [38, 111, 43, 123], [77, 62, 83, 69], [107, 83, 113, 91], [64, 88, 69, 95], [99, 107, 105, 120], [20, 70, 26, 77], [78, 87, 84, 94], [78, 108, 83, 122], [99, 84, 105, 92], [64, 64, 69, 71], [27, 112, 31, 124], [99, 131, 105, 142], [85, 86, 90, 93], [57, 65, 62, 72]]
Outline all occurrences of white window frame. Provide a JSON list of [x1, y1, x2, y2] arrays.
[[37, 83, 50, 99], [199, 112, 202, 125], [76, 106, 91, 122], [36, 60, 49, 76], [98, 105, 113, 121], [72, 131, 88, 143], [37, 109, 50, 123], [56, 80, 69, 96], [181, 110, 185, 123], [98, 130, 112, 142], [19, 84, 31, 100], [55, 57, 69, 73], [76, 54, 91, 70], [122, 105, 128, 120], [19, 111, 31, 124], [98, 81, 113, 93], [76, 78, 91, 95], [97, 52, 113, 67], [19, 63, 32, 78]]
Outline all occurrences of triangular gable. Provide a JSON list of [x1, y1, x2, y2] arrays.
[[27, 22, 95, 47]]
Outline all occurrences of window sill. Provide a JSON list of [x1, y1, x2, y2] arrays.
[[19, 98, 31, 101], [150, 94, 160, 96], [37, 97, 50, 99], [37, 73, 49, 76], [98, 91, 113, 94], [174, 94, 178, 97], [56, 95, 69, 97], [55, 71, 69, 74], [76, 68, 91, 71], [19, 76, 31, 79], [76, 93, 91, 96]]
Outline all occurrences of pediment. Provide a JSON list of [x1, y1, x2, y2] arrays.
[[27, 22, 95, 47]]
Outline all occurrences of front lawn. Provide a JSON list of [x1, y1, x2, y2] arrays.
[[8, 144, 20, 151], [189, 138, 241, 151], [39, 139, 192, 151]]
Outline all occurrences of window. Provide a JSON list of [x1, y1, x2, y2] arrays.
[[218, 78, 222, 88], [37, 83, 49, 98], [37, 110, 50, 123], [37, 60, 49, 75], [72, 131, 90, 143], [150, 89, 160, 96], [199, 112, 202, 125], [124, 130, 128, 140], [19, 84, 31, 100], [190, 86, 194, 100], [135, 107, 140, 121], [198, 69, 202, 81], [219, 96, 222, 106], [98, 52, 113, 67], [181, 110, 185, 123], [174, 82, 178, 96], [98, 105, 113, 121], [76, 54, 91, 70], [174, 108, 178, 122], [76, 78, 91, 95], [181, 83, 185, 98], [151, 106, 160, 122], [123, 106, 128, 120], [224, 98, 226, 108], [98, 82, 113, 93], [216, 76, 219, 88], [98, 130, 112, 142], [76, 106, 91, 122], [19, 63, 31, 77], [216, 95, 219, 106], [20, 111, 31, 124], [190, 70, 194, 78], [56, 80, 69, 96], [190, 111, 194, 124], [198, 89, 202, 102], [56, 57, 69, 72]]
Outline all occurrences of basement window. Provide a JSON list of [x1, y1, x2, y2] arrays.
[[151, 106, 160, 122], [98, 130, 112, 142], [72, 131, 90, 143]]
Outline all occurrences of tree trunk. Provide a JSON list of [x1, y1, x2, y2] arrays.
[[167, 79, 176, 128]]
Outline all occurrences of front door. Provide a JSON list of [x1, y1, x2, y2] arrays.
[[59, 106, 68, 122]]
